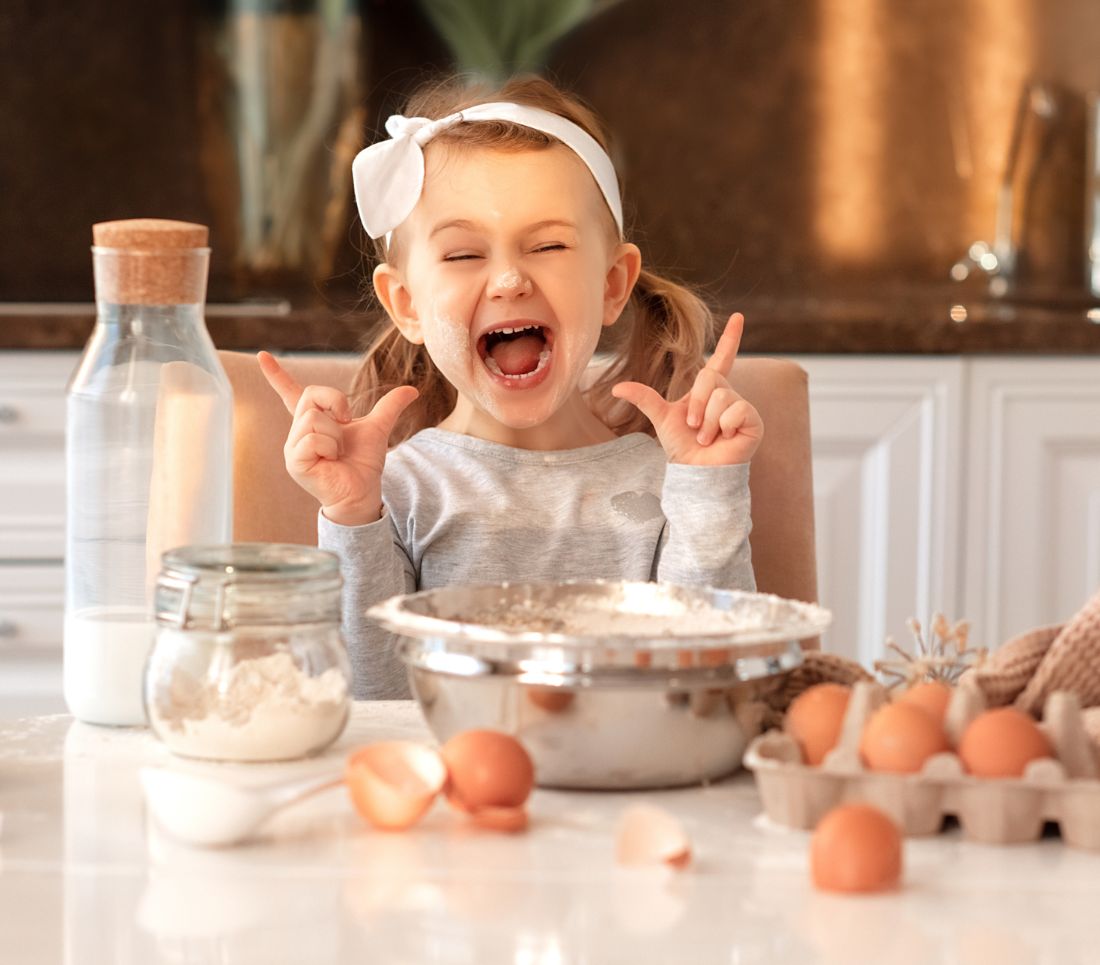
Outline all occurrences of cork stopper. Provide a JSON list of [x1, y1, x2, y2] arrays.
[[93, 218, 209, 250], [92, 218, 210, 306]]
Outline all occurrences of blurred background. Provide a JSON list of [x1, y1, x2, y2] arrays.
[[4, 0, 1100, 706], [4, 0, 1100, 337]]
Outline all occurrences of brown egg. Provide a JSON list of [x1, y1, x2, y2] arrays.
[[785, 683, 851, 765], [860, 702, 950, 773], [958, 707, 1054, 778], [441, 730, 535, 813], [345, 741, 447, 830], [811, 803, 903, 893], [896, 680, 952, 725]]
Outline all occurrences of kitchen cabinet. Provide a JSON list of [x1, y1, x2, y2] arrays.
[[3, 351, 1099, 710], [793, 355, 1100, 661], [0, 352, 72, 712], [962, 359, 1100, 649], [789, 356, 965, 665]]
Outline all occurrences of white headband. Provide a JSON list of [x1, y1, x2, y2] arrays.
[[351, 101, 624, 241]]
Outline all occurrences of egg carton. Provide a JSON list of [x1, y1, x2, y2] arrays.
[[742, 681, 1100, 849]]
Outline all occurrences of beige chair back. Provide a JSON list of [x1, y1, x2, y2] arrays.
[[219, 351, 818, 606]]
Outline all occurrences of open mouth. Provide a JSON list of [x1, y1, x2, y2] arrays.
[[477, 324, 553, 381]]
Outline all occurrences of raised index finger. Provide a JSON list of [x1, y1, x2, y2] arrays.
[[257, 350, 303, 414], [704, 312, 745, 378]]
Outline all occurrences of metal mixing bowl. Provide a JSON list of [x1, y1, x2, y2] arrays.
[[367, 581, 832, 790]]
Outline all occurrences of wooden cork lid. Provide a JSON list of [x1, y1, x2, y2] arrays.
[[91, 219, 210, 305], [93, 218, 209, 250]]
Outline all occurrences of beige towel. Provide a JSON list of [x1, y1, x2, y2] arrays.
[[1016, 588, 1100, 715], [965, 624, 1061, 707]]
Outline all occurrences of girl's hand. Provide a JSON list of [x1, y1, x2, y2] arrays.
[[611, 313, 763, 466], [258, 352, 418, 526]]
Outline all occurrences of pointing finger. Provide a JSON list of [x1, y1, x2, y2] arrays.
[[363, 385, 419, 442], [612, 381, 670, 428], [704, 312, 745, 378], [258, 351, 304, 414]]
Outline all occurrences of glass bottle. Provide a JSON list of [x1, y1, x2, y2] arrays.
[[145, 543, 350, 762], [64, 219, 233, 726]]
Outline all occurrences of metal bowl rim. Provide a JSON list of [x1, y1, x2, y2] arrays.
[[368, 580, 832, 653]]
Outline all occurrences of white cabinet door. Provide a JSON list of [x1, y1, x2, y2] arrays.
[[964, 358, 1100, 648], [0, 352, 74, 560], [791, 357, 965, 667], [0, 352, 74, 713]]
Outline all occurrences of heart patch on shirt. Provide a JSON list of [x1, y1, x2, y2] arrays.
[[611, 490, 662, 523]]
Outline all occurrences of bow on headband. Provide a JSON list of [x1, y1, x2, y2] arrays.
[[351, 101, 624, 241]]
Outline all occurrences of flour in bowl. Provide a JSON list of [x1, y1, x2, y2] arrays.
[[458, 592, 776, 637]]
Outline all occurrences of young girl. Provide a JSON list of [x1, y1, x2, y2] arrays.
[[259, 75, 764, 699]]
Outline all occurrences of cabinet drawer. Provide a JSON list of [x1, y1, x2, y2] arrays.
[[0, 564, 64, 653], [0, 352, 74, 559]]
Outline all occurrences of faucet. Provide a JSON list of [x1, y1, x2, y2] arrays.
[[951, 81, 1061, 297], [1085, 92, 1100, 297]]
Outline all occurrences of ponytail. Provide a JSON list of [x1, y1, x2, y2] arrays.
[[586, 267, 717, 437]]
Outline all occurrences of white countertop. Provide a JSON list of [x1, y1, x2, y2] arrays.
[[0, 702, 1096, 965]]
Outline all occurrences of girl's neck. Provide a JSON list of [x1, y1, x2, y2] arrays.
[[437, 390, 616, 450]]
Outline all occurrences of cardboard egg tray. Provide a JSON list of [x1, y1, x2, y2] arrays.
[[742, 680, 1100, 849]]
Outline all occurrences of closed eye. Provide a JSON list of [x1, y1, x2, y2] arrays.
[[533, 244, 566, 253], [443, 253, 482, 262]]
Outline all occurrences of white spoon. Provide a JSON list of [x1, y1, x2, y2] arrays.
[[140, 766, 345, 847]]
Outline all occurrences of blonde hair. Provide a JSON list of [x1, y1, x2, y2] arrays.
[[350, 74, 717, 441]]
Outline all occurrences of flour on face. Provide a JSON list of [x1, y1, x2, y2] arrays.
[[494, 268, 529, 294]]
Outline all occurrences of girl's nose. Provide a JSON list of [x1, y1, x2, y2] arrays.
[[487, 266, 533, 300]]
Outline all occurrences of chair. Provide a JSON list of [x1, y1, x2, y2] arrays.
[[219, 350, 819, 610]]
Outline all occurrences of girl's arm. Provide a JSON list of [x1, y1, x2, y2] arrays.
[[654, 462, 755, 591], [612, 312, 760, 591], [318, 511, 417, 700], [258, 352, 420, 697]]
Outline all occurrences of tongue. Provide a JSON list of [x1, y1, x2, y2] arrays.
[[488, 334, 545, 376]]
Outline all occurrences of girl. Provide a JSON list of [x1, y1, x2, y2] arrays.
[[259, 76, 763, 699]]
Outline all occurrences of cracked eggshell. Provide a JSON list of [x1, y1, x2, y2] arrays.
[[469, 805, 530, 833], [345, 741, 447, 830], [615, 803, 692, 868]]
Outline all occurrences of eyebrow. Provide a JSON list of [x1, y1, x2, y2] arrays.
[[429, 218, 579, 238]]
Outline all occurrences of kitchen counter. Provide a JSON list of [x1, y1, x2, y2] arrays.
[[6, 289, 1100, 354], [0, 703, 1095, 964]]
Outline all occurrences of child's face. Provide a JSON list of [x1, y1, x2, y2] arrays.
[[375, 143, 639, 441]]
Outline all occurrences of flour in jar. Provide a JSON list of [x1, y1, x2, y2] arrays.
[[148, 649, 349, 762]]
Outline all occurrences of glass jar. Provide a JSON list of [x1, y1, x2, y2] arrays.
[[145, 544, 350, 762], [65, 218, 233, 727]]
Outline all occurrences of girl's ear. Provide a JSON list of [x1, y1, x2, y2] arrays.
[[373, 263, 424, 344], [602, 242, 642, 327]]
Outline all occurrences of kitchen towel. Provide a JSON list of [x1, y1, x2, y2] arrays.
[[965, 587, 1100, 715]]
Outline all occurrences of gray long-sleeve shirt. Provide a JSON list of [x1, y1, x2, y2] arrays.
[[318, 428, 754, 699]]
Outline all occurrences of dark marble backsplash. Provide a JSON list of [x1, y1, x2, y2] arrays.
[[5, 0, 1100, 336]]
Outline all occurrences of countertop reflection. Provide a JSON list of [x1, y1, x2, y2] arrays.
[[0, 703, 1096, 964]]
